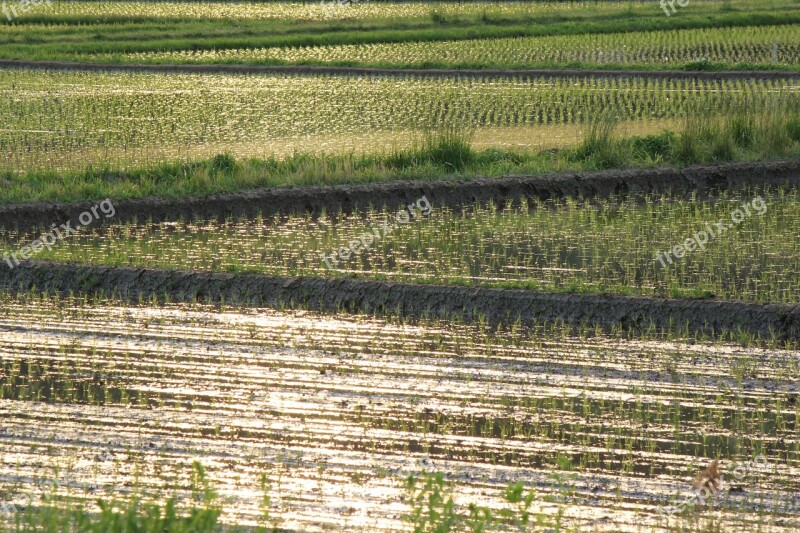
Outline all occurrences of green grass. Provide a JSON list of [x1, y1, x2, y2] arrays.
[[387, 125, 476, 172], [1, 66, 795, 183], [11, 498, 220, 533]]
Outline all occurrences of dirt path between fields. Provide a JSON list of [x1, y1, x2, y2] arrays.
[[1, 59, 799, 80], [1, 158, 799, 233], [2, 260, 798, 340]]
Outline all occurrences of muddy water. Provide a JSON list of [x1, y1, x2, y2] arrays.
[[1, 296, 799, 530]]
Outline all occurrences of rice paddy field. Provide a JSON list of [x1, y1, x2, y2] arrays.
[[1, 69, 797, 173], [2, 190, 798, 303], [3, 0, 800, 70], [1, 295, 799, 531], [1, 0, 747, 22], [116, 24, 800, 70], [3, 1, 800, 532]]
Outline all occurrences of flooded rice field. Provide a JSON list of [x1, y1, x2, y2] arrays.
[[12, 191, 800, 303], [7, 0, 636, 22], [1, 293, 799, 530], [1, 67, 791, 172]]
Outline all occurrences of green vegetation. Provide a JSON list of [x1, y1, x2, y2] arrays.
[[0, 467, 759, 532], [0, 294, 800, 533], [387, 126, 476, 172], [3, 2, 800, 531], [116, 24, 800, 72], [5, 68, 794, 175], [1, 1, 798, 68], [404, 474, 559, 532], [0, 65, 797, 203], [6, 463, 220, 532], [9, 186, 799, 303], [12, 496, 220, 533], [0, 290, 797, 530], [1, 121, 796, 203]]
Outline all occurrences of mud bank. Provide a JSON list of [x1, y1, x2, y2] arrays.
[[3, 261, 799, 340], [1, 60, 799, 81], [2, 159, 799, 233]]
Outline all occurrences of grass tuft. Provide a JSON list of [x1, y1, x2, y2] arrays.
[[207, 153, 239, 177], [575, 113, 626, 169], [387, 126, 475, 172]]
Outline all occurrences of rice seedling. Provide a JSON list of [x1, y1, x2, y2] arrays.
[[0, 292, 797, 530], [0, 67, 796, 200], [127, 23, 800, 71], [2, 0, 797, 66], [14, 188, 800, 304], [2, 1, 799, 530]]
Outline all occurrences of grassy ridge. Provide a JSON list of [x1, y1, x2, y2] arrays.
[[5, 107, 800, 305]]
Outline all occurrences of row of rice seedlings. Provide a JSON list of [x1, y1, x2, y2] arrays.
[[1, 295, 794, 476], [1, 0, 747, 23], [1, 288, 795, 352], [378, 394, 797, 472], [3, 298, 796, 426], [134, 24, 800, 68], [0, 68, 794, 172], [11, 188, 800, 303], [2, 288, 797, 460], [1, 290, 797, 529], [0, 278, 794, 351]]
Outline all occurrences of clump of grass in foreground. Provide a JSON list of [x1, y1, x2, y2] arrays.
[[13, 498, 219, 533], [672, 95, 800, 165], [387, 125, 475, 172], [10, 466, 789, 532], [8, 462, 220, 533], [5, 463, 573, 532], [404, 472, 567, 532], [574, 112, 627, 169]]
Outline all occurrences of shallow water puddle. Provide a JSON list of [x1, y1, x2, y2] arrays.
[[1, 297, 799, 530]]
